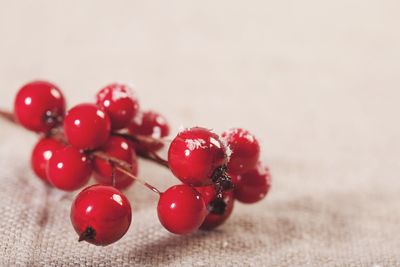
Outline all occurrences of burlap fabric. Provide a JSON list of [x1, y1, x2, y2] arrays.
[[0, 1, 399, 266]]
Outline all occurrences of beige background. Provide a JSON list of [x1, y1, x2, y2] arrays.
[[0, 1, 400, 266]]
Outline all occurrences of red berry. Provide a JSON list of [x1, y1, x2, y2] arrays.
[[93, 136, 138, 190], [168, 127, 227, 186], [70, 185, 132, 246], [96, 83, 139, 129], [157, 184, 207, 234], [231, 163, 271, 204], [31, 137, 65, 182], [128, 110, 170, 152], [47, 146, 92, 191], [14, 81, 66, 132], [222, 128, 260, 175], [195, 185, 235, 230], [64, 103, 111, 150]]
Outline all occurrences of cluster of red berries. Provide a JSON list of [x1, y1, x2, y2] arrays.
[[10, 80, 271, 246]]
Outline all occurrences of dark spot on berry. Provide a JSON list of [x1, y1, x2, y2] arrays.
[[208, 198, 227, 215], [220, 177, 233, 190], [78, 226, 96, 242], [44, 110, 58, 125], [211, 165, 227, 182]]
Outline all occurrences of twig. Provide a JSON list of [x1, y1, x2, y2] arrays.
[[0, 109, 15, 123], [116, 166, 161, 195], [92, 150, 162, 195], [92, 151, 132, 170], [137, 150, 169, 168], [113, 132, 166, 147]]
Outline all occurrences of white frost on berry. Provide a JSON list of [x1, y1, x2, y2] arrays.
[[155, 114, 166, 125], [256, 162, 268, 175], [110, 82, 137, 101], [185, 138, 206, 150], [243, 132, 255, 143], [96, 87, 110, 101], [152, 126, 162, 138], [111, 84, 129, 100], [221, 135, 232, 161], [133, 111, 144, 126], [225, 143, 233, 159], [178, 125, 186, 133]]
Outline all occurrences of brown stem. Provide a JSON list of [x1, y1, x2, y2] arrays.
[[112, 132, 170, 169], [113, 132, 169, 147], [47, 127, 68, 144], [0, 109, 15, 123], [137, 150, 169, 168], [78, 226, 96, 242], [92, 151, 132, 170], [150, 151, 169, 166], [92, 151, 161, 195], [116, 166, 161, 195]]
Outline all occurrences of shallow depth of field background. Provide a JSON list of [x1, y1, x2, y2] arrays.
[[0, 1, 399, 266]]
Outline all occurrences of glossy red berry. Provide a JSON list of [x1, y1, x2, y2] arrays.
[[96, 83, 139, 129], [231, 163, 271, 204], [93, 136, 138, 190], [64, 103, 111, 150], [195, 185, 235, 230], [157, 184, 207, 234], [71, 185, 132, 246], [47, 146, 92, 191], [14, 81, 66, 132], [168, 127, 227, 186], [128, 110, 170, 152], [222, 128, 260, 175], [31, 137, 65, 182]]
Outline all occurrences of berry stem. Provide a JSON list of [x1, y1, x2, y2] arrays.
[[111, 164, 117, 187], [113, 132, 168, 147], [78, 226, 96, 242], [92, 151, 132, 170], [115, 166, 161, 195], [112, 132, 170, 168], [136, 150, 169, 168], [0, 109, 15, 123], [91, 151, 161, 195]]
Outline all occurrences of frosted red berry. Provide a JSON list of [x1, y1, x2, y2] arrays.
[[96, 83, 139, 129], [47, 146, 92, 191], [168, 127, 227, 186], [14, 80, 66, 132], [31, 137, 65, 182], [195, 185, 235, 230], [157, 184, 207, 234], [222, 128, 260, 175], [70, 185, 132, 246], [231, 163, 271, 204], [128, 110, 170, 152], [64, 103, 111, 150], [93, 136, 138, 189]]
